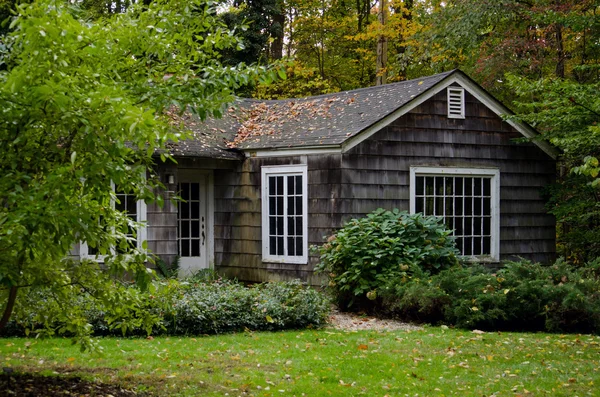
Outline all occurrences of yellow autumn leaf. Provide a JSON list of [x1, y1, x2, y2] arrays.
[[266, 315, 274, 323]]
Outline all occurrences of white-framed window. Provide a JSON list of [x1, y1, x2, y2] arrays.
[[447, 87, 465, 119], [409, 167, 500, 261], [81, 183, 147, 260], [261, 165, 308, 264]]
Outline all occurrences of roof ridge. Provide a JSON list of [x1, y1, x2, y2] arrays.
[[237, 70, 457, 104]]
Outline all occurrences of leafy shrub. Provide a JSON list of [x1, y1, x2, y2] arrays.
[[379, 259, 600, 334], [2, 279, 330, 337], [314, 208, 459, 308]]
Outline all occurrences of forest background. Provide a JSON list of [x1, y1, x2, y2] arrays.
[[1, 0, 598, 261]]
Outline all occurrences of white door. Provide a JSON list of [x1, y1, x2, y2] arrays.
[[177, 172, 209, 277]]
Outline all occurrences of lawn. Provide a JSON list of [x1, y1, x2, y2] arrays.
[[1, 327, 599, 396]]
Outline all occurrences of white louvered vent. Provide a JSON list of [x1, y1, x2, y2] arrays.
[[447, 87, 465, 119]]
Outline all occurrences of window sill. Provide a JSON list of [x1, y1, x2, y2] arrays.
[[262, 258, 308, 265]]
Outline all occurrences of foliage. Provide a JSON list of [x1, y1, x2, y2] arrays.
[[0, 0, 271, 348], [507, 68, 600, 262], [315, 208, 459, 309], [407, 1, 600, 100], [3, 329, 600, 396], [4, 279, 330, 337], [253, 60, 338, 99], [380, 259, 600, 334], [220, 0, 285, 64]]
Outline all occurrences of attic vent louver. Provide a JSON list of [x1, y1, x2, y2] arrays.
[[447, 87, 465, 119]]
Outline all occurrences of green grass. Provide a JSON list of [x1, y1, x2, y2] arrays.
[[2, 327, 599, 396]]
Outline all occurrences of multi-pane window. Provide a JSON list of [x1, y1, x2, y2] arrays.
[[82, 185, 147, 259], [261, 165, 308, 264], [410, 167, 499, 261], [115, 189, 141, 253], [177, 182, 205, 258]]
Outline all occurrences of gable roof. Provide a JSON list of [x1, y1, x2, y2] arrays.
[[179, 70, 557, 160]]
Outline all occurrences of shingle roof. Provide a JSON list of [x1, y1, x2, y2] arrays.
[[164, 109, 243, 160], [172, 70, 454, 157]]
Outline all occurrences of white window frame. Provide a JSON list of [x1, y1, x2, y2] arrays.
[[261, 165, 308, 264], [447, 87, 465, 119], [81, 182, 147, 261], [409, 166, 500, 262]]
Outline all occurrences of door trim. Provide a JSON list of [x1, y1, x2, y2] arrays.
[[177, 169, 214, 271]]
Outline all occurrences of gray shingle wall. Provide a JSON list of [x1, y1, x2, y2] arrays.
[[341, 90, 556, 264], [214, 155, 343, 283]]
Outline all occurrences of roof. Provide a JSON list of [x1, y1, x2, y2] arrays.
[[231, 71, 453, 149], [164, 109, 242, 160], [172, 69, 557, 159]]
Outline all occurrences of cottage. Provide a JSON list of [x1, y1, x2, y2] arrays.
[[77, 70, 558, 283]]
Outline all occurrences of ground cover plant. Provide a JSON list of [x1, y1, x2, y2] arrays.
[[3, 279, 329, 338], [1, 328, 599, 396]]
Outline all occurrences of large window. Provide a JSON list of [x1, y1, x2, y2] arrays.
[[410, 167, 499, 261], [261, 165, 308, 264], [81, 184, 147, 260]]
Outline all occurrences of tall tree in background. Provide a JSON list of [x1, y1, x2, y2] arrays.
[[404, 0, 600, 100], [220, 0, 285, 65]]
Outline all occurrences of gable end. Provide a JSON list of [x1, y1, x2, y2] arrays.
[[341, 72, 558, 159]]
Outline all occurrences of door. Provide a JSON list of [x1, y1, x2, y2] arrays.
[[177, 172, 208, 277]]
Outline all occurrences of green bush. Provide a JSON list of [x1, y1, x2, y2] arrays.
[[314, 208, 459, 308], [2, 279, 330, 337], [379, 259, 600, 334]]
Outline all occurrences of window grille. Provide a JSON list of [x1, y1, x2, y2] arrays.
[[261, 165, 308, 263], [410, 167, 499, 261]]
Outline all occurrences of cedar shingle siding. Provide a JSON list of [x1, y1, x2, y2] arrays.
[[211, 88, 555, 283]]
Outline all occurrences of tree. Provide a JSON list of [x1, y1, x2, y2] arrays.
[[220, 0, 285, 65], [508, 68, 600, 263], [0, 0, 269, 348]]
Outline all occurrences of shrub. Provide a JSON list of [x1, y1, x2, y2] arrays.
[[379, 259, 600, 334], [314, 208, 459, 308], [2, 279, 330, 337]]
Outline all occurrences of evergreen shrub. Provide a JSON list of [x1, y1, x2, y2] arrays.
[[380, 259, 600, 334]]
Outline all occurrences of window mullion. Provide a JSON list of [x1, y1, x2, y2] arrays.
[[282, 175, 288, 258], [443, 177, 446, 218], [452, 177, 456, 236], [481, 178, 484, 254]]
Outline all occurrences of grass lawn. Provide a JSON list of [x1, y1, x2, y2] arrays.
[[1, 327, 599, 396]]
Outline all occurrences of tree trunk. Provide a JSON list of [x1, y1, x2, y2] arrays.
[[271, 4, 285, 60], [555, 23, 565, 78], [376, 0, 388, 85], [0, 286, 18, 331]]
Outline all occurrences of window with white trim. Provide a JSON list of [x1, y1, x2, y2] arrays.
[[261, 165, 308, 264], [81, 184, 147, 260], [447, 87, 465, 119], [410, 167, 500, 261]]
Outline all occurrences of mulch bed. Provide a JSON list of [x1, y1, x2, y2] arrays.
[[0, 372, 140, 396]]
